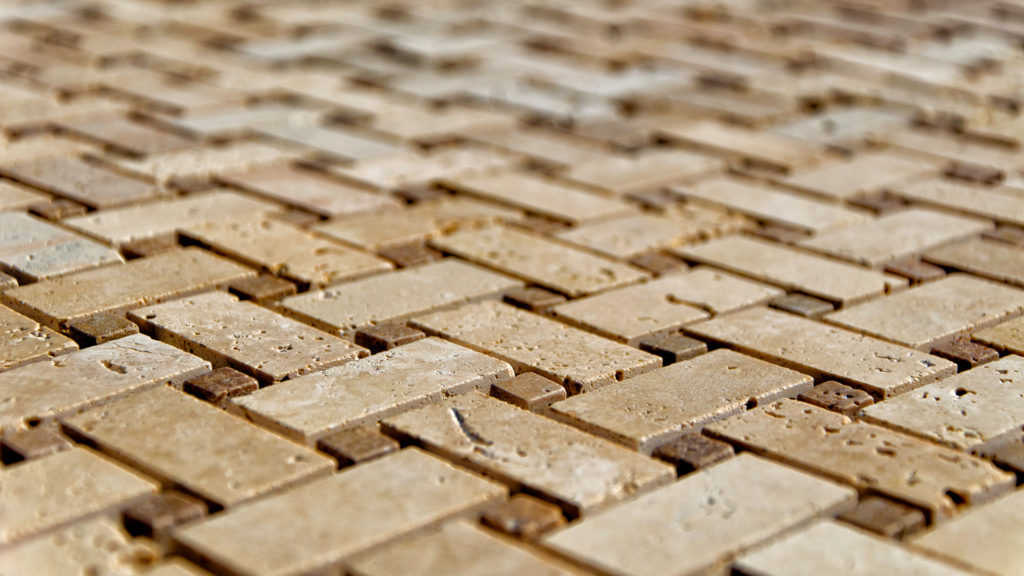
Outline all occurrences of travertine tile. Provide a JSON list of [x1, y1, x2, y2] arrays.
[[353, 323, 426, 354], [64, 386, 333, 507], [561, 148, 723, 195], [130, 292, 365, 384], [706, 399, 1014, 521], [257, 122, 404, 161], [217, 164, 401, 218], [911, 488, 1024, 576], [797, 380, 874, 416], [107, 141, 295, 184], [895, 178, 1024, 228], [542, 453, 856, 576], [673, 176, 868, 233], [64, 190, 280, 246], [0, 447, 158, 545], [123, 491, 208, 543], [0, 180, 47, 212], [825, 274, 1024, 350], [0, 156, 161, 209], [327, 148, 514, 191], [58, 116, 195, 157], [481, 494, 567, 541], [0, 334, 208, 431], [687, 307, 955, 398], [230, 337, 513, 445], [348, 521, 579, 576], [798, 208, 993, 268], [675, 236, 906, 305], [930, 340, 999, 371], [0, 248, 254, 330], [862, 355, 1024, 450], [431, 226, 649, 298], [315, 197, 521, 251], [412, 301, 661, 393], [181, 216, 391, 288], [0, 212, 123, 282], [382, 392, 674, 516], [974, 315, 1024, 356], [556, 206, 749, 259], [734, 520, 973, 576], [317, 425, 400, 469], [173, 448, 506, 576], [551, 269, 781, 344], [654, 119, 823, 175], [443, 171, 636, 224], [652, 433, 734, 475], [924, 238, 1024, 287], [491, 372, 567, 413], [1, 304, 76, 375], [889, 128, 1022, 172], [550, 349, 812, 453], [66, 313, 140, 347], [281, 259, 520, 335], [781, 152, 935, 200], [838, 496, 927, 540]]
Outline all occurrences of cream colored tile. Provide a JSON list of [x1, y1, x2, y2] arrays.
[[0, 304, 76, 372], [924, 238, 1024, 287]]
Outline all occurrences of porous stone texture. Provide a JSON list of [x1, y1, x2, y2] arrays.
[[924, 237, 1024, 287], [0, 212, 124, 282], [895, 177, 1024, 227], [782, 152, 934, 200], [0, 156, 161, 209], [0, 304, 76, 372]]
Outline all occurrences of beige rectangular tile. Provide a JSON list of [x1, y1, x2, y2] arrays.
[[781, 152, 935, 200], [0, 156, 161, 209], [654, 119, 823, 175], [280, 259, 520, 336], [257, 123, 404, 161], [911, 489, 1024, 576], [735, 520, 974, 576], [181, 216, 391, 288], [0, 212, 123, 282], [173, 448, 506, 576], [0, 134, 95, 165], [556, 205, 750, 259], [348, 520, 580, 576], [974, 316, 1024, 355], [551, 269, 781, 344], [675, 236, 906, 305], [924, 238, 1024, 287], [314, 197, 521, 251], [64, 190, 280, 246], [464, 126, 610, 169], [129, 292, 365, 384], [687, 307, 955, 398], [707, 399, 1015, 521], [0, 304, 76, 372], [382, 392, 673, 516], [0, 248, 255, 330], [0, 333, 209, 431], [57, 116, 195, 157], [412, 301, 661, 393], [217, 164, 402, 218], [825, 274, 1024, 350], [799, 208, 993, 268], [0, 447, 158, 546], [0, 180, 47, 212], [542, 453, 856, 576], [107, 141, 295, 184], [894, 177, 1024, 228], [551, 349, 811, 453], [431, 226, 648, 298], [328, 148, 514, 191], [64, 386, 333, 507], [561, 148, 723, 195], [230, 337, 513, 445], [889, 128, 1024, 172], [442, 171, 636, 225], [674, 176, 868, 233]]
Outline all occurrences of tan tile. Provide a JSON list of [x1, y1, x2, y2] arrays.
[[431, 226, 648, 298], [0, 248, 254, 330], [181, 217, 391, 288], [107, 141, 295, 184], [862, 355, 1024, 450], [64, 387, 333, 507], [894, 177, 1024, 228], [707, 399, 1014, 521], [0, 447, 158, 545], [889, 128, 1023, 172], [974, 315, 1024, 356], [281, 259, 520, 336], [556, 205, 750, 259], [327, 148, 514, 191], [735, 520, 974, 576], [0, 212, 123, 282], [348, 521, 580, 576], [315, 197, 521, 251], [0, 304, 76, 372], [0, 334, 208, 431], [550, 349, 811, 453], [0, 156, 161, 209], [0, 134, 95, 165], [826, 274, 1024, 350], [58, 116, 195, 157], [912, 488, 1024, 576], [383, 392, 673, 516], [173, 448, 506, 576], [675, 176, 868, 233], [129, 292, 365, 384], [924, 238, 1024, 287], [217, 164, 401, 218], [781, 152, 935, 200], [561, 148, 723, 195], [413, 301, 661, 393], [687, 307, 955, 398], [654, 119, 823, 175], [230, 337, 512, 445], [464, 126, 610, 169], [0, 180, 47, 212], [799, 208, 993, 268], [64, 190, 280, 246], [257, 123, 404, 161], [443, 171, 636, 224], [675, 236, 906, 305], [542, 453, 856, 576]]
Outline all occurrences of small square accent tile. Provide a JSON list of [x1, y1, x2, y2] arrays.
[[628, 252, 689, 276], [228, 274, 298, 303], [376, 243, 444, 268], [66, 313, 141, 347], [884, 258, 947, 284], [0, 423, 73, 465], [637, 332, 708, 365], [769, 292, 835, 318], [652, 433, 735, 476], [930, 340, 1000, 372], [502, 286, 567, 311], [183, 367, 260, 406], [28, 199, 88, 221], [797, 381, 875, 416], [837, 496, 926, 540], [354, 323, 427, 354], [480, 494, 567, 541], [491, 372, 567, 412], [316, 425, 401, 468], [123, 491, 208, 542]]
